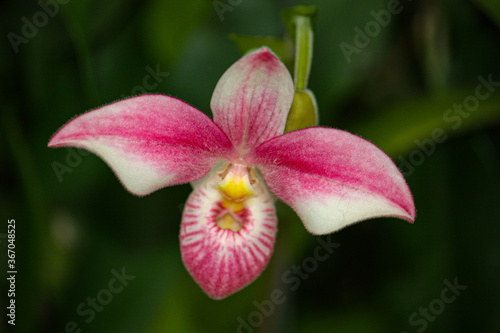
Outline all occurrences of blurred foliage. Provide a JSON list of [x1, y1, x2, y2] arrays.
[[1, 0, 499, 332], [470, 0, 500, 27]]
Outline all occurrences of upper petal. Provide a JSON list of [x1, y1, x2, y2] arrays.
[[48, 95, 236, 196], [249, 127, 416, 235], [210, 47, 295, 156]]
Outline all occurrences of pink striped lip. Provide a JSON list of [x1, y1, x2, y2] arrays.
[[180, 163, 277, 299]]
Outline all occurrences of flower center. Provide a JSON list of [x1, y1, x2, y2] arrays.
[[214, 163, 258, 232], [216, 164, 256, 202]]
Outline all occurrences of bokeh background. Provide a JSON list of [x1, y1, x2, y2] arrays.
[[1, 0, 500, 332]]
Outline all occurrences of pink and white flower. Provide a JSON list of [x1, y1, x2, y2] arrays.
[[48, 47, 415, 299]]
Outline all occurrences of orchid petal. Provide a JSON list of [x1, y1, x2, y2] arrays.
[[180, 164, 277, 299], [210, 47, 295, 155], [249, 127, 415, 235], [48, 95, 236, 196]]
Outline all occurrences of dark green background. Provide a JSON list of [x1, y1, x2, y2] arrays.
[[1, 0, 499, 332]]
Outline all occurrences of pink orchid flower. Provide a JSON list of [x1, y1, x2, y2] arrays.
[[48, 47, 415, 299]]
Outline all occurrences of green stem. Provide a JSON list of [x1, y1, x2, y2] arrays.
[[294, 16, 313, 91]]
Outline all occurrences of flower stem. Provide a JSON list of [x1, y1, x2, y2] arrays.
[[294, 15, 313, 91], [283, 6, 318, 133]]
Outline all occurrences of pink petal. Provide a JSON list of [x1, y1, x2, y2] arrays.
[[180, 164, 277, 299], [48, 95, 236, 196], [248, 127, 415, 235], [210, 47, 295, 155]]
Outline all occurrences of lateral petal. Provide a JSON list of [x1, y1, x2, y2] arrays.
[[180, 164, 277, 299], [249, 127, 416, 235], [210, 47, 295, 155], [48, 95, 236, 196]]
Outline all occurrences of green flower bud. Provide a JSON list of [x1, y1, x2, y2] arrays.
[[285, 89, 318, 133]]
